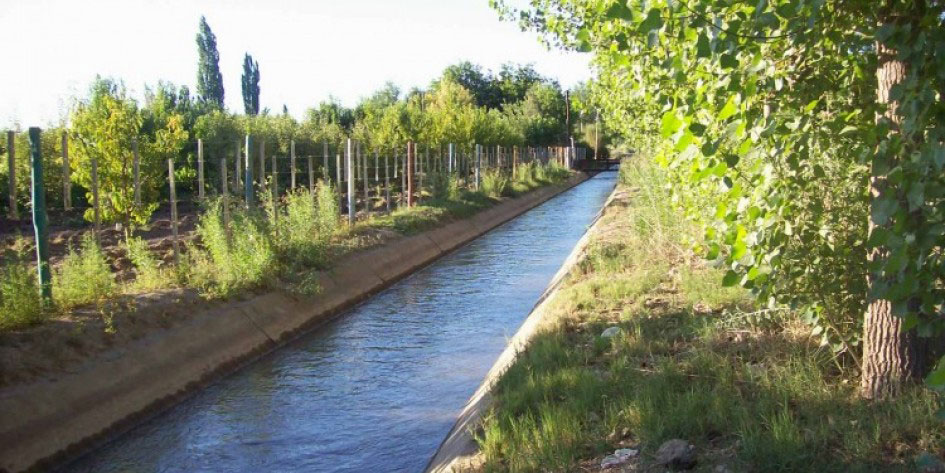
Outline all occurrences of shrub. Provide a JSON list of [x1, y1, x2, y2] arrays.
[[0, 251, 44, 330], [429, 172, 460, 202], [54, 234, 115, 308], [190, 199, 274, 297], [481, 169, 510, 198], [314, 180, 340, 239], [273, 188, 330, 268], [125, 236, 171, 291]]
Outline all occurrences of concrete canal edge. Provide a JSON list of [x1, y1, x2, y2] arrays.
[[0, 173, 591, 473], [424, 183, 620, 473]]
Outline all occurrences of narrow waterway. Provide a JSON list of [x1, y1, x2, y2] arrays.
[[64, 173, 617, 473]]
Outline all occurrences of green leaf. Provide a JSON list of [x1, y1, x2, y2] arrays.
[[722, 270, 740, 287], [696, 32, 711, 58], [926, 358, 945, 388], [720, 54, 738, 69], [575, 29, 592, 52], [871, 196, 899, 226], [706, 242, 720, 260], [605, 1, 633, 20], [688, 122, 707, 136], [725, 153, 740, 167], [660, 110, 683, 137], [907, 183, 925, 211], [638, 8, 663, 33], [718, 95, 738, 121]]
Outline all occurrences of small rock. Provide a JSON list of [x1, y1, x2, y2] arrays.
[[600, 448, 639, 469], [714, 465, 733, 473], [601, 326, 621, 338], [655, 439, 696, 470]]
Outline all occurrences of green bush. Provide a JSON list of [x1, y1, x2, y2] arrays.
[[273, 188, 331, 268], [0, 252, 44, 330], [54, 234, 115, 308], [481, 169, 510, 198], [429, 172, 460, 201], [125, 236, 171, 291], [190, 199, 275, 297], [314, 180, 340, 239]]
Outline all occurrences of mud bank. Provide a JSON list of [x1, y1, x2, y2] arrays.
[[424, 181, 618, 473], [0, 173, 590, 473]]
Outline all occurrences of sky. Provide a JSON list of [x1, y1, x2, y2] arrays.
[[0, 0, 592, 128]]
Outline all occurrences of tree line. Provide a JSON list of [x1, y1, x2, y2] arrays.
[[1, 15, 597, 233]]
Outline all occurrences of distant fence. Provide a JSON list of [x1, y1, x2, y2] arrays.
[[2, 127, 587, 298]]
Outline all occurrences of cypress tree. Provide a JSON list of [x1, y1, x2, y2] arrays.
[[196, 16, 224, 108], [241, 53, 260, 115]]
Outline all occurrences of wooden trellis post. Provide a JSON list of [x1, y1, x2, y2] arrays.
[[290, 139, 297, 190], [132, 138, 141, 206], [197, 138, 205, 200], [406, 142, 415, 207], [62, 132, 71, 210], [346, 139, 355, 224], [244, 135, 254, 207], [7, 130, 16, 219], [90, 157, 101, 240], [220, 157, 231, 244], [384, 154, 391, 212], [167, 158, 180, 265]]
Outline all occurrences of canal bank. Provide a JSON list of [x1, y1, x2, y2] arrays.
[[425, 178, 619, 473], [0, 172, 601, 473]]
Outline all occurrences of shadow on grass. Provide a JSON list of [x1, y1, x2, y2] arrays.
[[479, 304, 943, 473]]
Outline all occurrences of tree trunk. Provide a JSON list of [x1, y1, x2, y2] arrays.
[[860, 23, 925, 399]]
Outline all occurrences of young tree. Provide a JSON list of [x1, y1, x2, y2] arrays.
[[71, 78, 188, 236], [196, 16, 224, 109], [242, 53, 260, 115]]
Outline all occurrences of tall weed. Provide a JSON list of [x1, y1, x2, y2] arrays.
[[125, 236, 171, 291], [54, 234, 115, 308], [481, 169, 510, 198], [190, 199, 274, 297], [0, 250, 44, 330]]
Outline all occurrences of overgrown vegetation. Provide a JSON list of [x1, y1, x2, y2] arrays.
[[477, 158, 943, 473], [53, 234, 115, 309], [498, 0, 945, 399], [0, 249, 44, 330]]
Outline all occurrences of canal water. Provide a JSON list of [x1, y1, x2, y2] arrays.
[[65, 173, 617, 473]]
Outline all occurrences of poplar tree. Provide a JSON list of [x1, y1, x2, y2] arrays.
[[196, 16, 224, 109], [241, 53, 260, 116]]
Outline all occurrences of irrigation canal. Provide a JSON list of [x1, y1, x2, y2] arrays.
[[63, 172, 618, 473]]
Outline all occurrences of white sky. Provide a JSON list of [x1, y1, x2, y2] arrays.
[[0, 0, 591, 129]]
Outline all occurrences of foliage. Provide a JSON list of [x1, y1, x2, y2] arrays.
[[481, 169, 511, 198], [498, 0, 945, 393], [270, 188, 333, 268], [242, 53, 260, 116], [53, 234, 115, 308], [190, 200, 274, 297], [477, 158, 942, 472], [195, 16, 224, 108], [70, 78, 188, 230], [314, 179, 341, 238], [125, 236, 171, 291], [0, 249, 44, 330]]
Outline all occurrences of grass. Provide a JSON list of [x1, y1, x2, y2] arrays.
[[475, 158, 943, 472]]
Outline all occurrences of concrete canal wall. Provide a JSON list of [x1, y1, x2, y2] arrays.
[[0, 173, 590, 473]]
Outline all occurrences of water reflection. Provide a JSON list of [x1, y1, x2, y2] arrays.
[[64, 173, 617, 473]]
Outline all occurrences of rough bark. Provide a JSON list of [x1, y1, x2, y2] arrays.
[[860, 25, 925, 399]]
